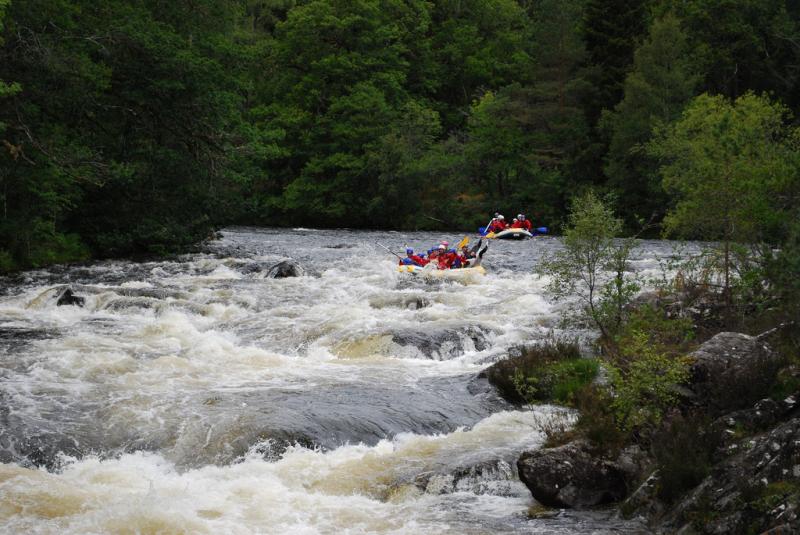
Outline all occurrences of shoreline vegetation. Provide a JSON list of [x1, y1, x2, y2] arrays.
[[487, 192, 800, 533]]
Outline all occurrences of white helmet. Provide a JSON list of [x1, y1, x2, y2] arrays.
[[498, 215, 505, 220]]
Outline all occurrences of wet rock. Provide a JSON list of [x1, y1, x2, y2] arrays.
[[390, 325, 491, 360], [56, 287, 85, 307], [517, 440, 628, 508], [412, 460, 524, 497], [266, 260, 304, 278], [688, 332, 780, 413]]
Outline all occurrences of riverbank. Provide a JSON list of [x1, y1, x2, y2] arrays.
[[488, 291, 799, 533]]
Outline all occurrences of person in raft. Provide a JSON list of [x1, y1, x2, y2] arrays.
[[437, 245, 460, 269], [487, 215, 507, 233], [511, 214, 533, 232], [399, 248, 428, 267]]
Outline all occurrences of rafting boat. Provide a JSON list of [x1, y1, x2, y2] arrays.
[[485, 228, 533, 240], [398, 264, 486, 281]]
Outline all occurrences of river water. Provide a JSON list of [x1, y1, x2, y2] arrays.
[[0, 227, 668, 534]]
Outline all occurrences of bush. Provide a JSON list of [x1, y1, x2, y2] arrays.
[[651, 413, 720, 503], [536, 191, 639, 342], [606, 330, 691, 431], [484, 336, 594, 405], [573, 384, 629, 453], [512, 357, 599, 406]]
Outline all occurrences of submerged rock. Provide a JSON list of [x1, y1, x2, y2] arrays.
[[266, 260, 304, 278], [412, 460, 523, 497], [390, 324, 491, 360], [517, 440, 628, 508], [56, 287, 85, 307]]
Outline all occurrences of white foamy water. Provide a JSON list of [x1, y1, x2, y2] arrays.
[[0, 228, 661, 533]]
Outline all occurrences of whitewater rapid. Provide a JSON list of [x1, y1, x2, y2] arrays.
[[0, 228, 657, 533]]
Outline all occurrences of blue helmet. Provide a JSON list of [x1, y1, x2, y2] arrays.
[[406, 248, 414, 254]]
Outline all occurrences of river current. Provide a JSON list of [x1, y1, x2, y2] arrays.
[[0, 227, 669, 534]]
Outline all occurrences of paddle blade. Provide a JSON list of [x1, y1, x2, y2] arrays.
[[457, 236, 469, 249], [536, 227, 548, 234], [478, 227, 487, 236]]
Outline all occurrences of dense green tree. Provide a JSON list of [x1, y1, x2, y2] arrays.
[[602, 13, 698, 228], [662, 0, 800, 107], [430, 0, 532, 130], [1, 0, 800, 272], [581, 0, 649, 125], [648, 93, 800, 299], [0, 0, 271, 266]]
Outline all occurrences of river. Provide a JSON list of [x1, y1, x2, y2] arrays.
[[0, 227, 668, 534]]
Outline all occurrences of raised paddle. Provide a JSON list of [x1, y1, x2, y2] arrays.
[[376, 242, 403, 261]]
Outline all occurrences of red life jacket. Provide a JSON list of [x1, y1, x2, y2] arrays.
[[489, 220, 506, 232], [522, 219, 532, 231]]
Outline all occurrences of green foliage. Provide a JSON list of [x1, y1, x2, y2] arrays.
[[0, 249, 13, 272], [512, 357, 599, 406], [484, 336, 585, 405], [537, 191, 639, 340], [651, 93, 799, 245], [663, 0, 800, 108], [651, 414, 719, 503], [582, 0, 648, 125], [745, 480, 800, 515], [649, 92, 800, 307], [602, 13, 699, 228], [764, 215, 800, 323], [1, 0, 800, 274], [572, 384, 628, 453], [606, 329, 691, 431]]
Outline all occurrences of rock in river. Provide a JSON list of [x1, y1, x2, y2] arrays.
[[266, 260, 304, 278], [56, 287, 85, 307], [517, 440, 628, 508]]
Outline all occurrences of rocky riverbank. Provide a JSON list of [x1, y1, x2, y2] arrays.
[[487, 312, 799, 533]]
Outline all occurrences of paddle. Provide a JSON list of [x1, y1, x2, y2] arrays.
[[376, 242, 403, 261], [457, 236, 469, 249], [536, 227, 548, 234]]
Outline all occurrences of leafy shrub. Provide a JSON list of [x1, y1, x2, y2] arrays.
[[512, 357, 598, 406], [572, 384, 628, 453], [606, 330, 691, 431], [651, 413, 720, 503], [484, 336, 589, 405], [536, 191, 639, 342]]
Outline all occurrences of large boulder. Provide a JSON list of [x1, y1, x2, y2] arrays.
[[266, 260, 304, 278], [688, 332, 780, 413], [517, 440, 628, 508]]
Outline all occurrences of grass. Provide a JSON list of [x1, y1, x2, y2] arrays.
[[484, 336, 598, 406]]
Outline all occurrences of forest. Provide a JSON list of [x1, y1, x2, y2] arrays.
[[1, 0, 799, 270]]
